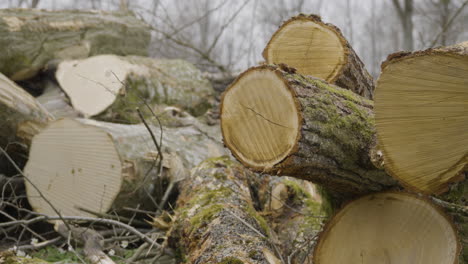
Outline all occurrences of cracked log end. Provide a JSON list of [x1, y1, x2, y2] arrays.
[[375, 42, 468, 195], [220, 67, 301, 169], [314, 192, 460, 264], [262, 14, 374, 99]]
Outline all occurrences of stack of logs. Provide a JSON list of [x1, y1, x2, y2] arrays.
[[221, 14, 467, 264], [0, 9, 466, 264]]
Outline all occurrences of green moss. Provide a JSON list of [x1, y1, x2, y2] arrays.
[[189, 203, 224, 231], [200, 156, 236, 169], [282, 179, 328, 230], [29, 247, 81, 262], [245, 205, 269, 236], [218, 257, 244, 264]]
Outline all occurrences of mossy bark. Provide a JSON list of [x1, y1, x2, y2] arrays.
[[0, 9, 150, 80], [0, 72, 52, 167], [170, 157, 279, 263], [73, 118, 227, 213], [258, 176, 328, 263]]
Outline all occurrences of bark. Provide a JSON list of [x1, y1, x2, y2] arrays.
[[24, 117, 227, 218], [55, 55, 214, 120], [221, 64, 397, 202], [36, 80, 80, 119], [0, 72, 53, 153], [169, 157, 280, 264], [262, 14, 375, 99], [257, 176, 328, 264], [0, 8, 151, 80]]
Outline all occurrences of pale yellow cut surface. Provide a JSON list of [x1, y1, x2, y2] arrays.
[[375, 54, 468, 194], [315, 192, 458, 264], [264, 20, 345, 82], [24, 118, 123, 218], [56, 54, 147, 117], [221, 69, 300, 168]]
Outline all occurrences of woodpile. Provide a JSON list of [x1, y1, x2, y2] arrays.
[[221, 16, 467, 264], [0, 8, 466, 264]]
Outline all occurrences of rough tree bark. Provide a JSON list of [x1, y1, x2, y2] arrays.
[[169, 157, 281, 264], [55, 55, 214, 120], [24, 118, 227, 218], [263, 14, 374, 99], [257, 176, 328, 263], [0, 8, 151, 80]]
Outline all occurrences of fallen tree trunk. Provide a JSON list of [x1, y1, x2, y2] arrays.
[[0, 72, 52, 155], [263, 14, 374, 99], [169, 156, 281, 263], [0, 9, 151, 80], [221, 64, 397, 200], [23, 118, 226, 218], [314, 191, 465, 264], [375, 42, 468, 195], [55, 55, 214, 120]]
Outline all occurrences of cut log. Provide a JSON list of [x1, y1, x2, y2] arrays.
[[313, 192, 463, 264], [220, 64, 397, 200], [0, 72, 52, 152], [375, 42, 468, 195], [36, 80, 80, 119], [258, 176, 328, 264], [262, 14, 374, 99], [55, 55, 214, 120], [170, 156, 280, 263], [0, 9, 150, 80], [23, 118, 226, 218]]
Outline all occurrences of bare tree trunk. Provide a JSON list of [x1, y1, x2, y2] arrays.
[[392, 0, 414, 50]]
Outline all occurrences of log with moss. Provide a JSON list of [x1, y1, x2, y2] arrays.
[[263, 14, 374, 99], [314, 191, 466, 264], [55, 55, 214, 120], [258, 176, 328, 263], [0, 72, 52, 155], [169, 157, 281, 263], [221, 64, 397, 200], [23, 118, 227, 218], [0, 9, 151, 80], [375, 42, 468, 195]]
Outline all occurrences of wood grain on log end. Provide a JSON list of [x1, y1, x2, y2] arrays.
[[314, 192, 460, 264], [262, 14, 374, 99], [375, 42, 468, 195]]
